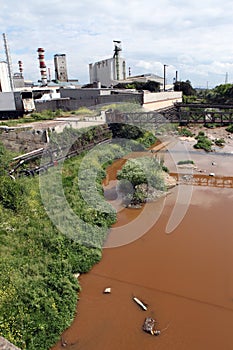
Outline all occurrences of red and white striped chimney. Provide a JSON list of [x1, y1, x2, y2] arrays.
[[37, 48, 47, 85]]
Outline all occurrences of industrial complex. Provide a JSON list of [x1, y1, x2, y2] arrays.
[[0, 34, 182, 118]]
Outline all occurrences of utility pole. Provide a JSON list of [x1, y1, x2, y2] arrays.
[[113, 40, 122, 81], [3, 33, 14, 91], [163, 64, 168, 91]]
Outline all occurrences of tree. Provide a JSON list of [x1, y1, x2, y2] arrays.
[[117, 157, 166, 204], [174, 80, 196, 96], [109, 123, 144, 139], [117, 159, 147, 189]]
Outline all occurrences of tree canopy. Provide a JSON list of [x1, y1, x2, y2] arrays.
[[174, 80, 196, 96]]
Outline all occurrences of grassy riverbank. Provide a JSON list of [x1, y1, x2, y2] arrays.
[[0, 152, 112, 349], [0, 124, 157, 349]]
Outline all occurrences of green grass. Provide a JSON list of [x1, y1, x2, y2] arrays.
[[0, 144, 117, 349]]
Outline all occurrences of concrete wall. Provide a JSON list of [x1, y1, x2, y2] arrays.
[[60, 88, 110, 100], [35, 89, 181, 113], [35, 91, 142, 112], [0, 61, 11, 92], [0, 92, 16, 111], [143, 91, 182, 111]]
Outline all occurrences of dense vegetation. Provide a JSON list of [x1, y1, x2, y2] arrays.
[[0, 147, 114, 349], [204, 84, 233, 104], [174, 80, 197, 98], [117, 157, 167, 205], [0, 121, 156, 349], [109, 123, 157, 148]]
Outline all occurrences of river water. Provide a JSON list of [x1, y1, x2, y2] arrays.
[[52, 140, 233, 350]]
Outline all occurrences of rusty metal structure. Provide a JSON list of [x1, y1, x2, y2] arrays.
[[170, 172, 233, 189], [174, 103, 233, 125], [106, 104, 233, 126]]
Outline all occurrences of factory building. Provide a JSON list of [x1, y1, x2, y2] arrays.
[[0, 61, 11, 92], [89, 41, 126, 87], [54, 54, 68, 82]]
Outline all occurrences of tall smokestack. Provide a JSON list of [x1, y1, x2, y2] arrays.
[[37, 48, 47, 86]]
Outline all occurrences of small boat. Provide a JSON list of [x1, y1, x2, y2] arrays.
[[133, 296, 147, 311], [142, 317, 161, 336], [103, 287, 111, 294]]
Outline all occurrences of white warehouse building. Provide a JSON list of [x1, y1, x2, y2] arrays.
[[89, 41, 126, 87]]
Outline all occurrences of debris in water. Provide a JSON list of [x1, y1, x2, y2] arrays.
[[103, 287, 111, 294], [142, 317, 161, 336], [133, 296, 147, 311]]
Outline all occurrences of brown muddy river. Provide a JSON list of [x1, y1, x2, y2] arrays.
[[52, 151, 233, 350]]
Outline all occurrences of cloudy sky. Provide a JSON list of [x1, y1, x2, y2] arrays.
[[1, 0, 233, 88]]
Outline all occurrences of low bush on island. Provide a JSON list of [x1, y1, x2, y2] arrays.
[[194, 131, 213, 152], [117, 157, 167, 206]]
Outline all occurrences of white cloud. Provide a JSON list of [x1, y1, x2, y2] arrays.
[[1, 0, 233, 87]]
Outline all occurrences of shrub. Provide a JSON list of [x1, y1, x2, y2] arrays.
[[214, 138, 225, 147], [226, 124, 233, 133], [194, 132, 212, 152], [178, 127, 194, 137]]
